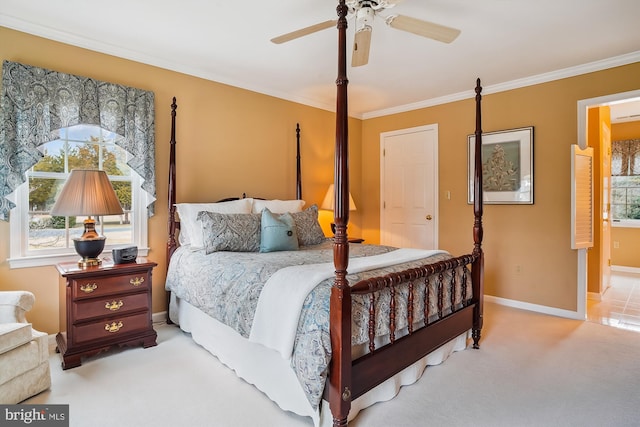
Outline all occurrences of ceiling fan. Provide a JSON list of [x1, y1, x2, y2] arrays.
[[270, 0, 461, 67]]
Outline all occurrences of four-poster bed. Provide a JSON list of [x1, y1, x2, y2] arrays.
[[165, 2, 484, 426]]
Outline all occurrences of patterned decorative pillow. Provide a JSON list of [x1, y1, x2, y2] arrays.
[[198, 211, 261, 253], [291, 204, 327, 246], [260, 208, 299, 253], [175, 198, 253, 248]]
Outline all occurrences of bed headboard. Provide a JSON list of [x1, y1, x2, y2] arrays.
[[165, 108, 303, 264]]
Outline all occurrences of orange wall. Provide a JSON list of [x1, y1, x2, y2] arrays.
[[0, 26, 360, 333], [361, 65, 640, 311], [2, 25, 640, 332], [611, 120, 640, 268]]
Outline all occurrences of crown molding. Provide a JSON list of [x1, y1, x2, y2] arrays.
[[362, 51, 640, 119], [2, 15, 638, 121]]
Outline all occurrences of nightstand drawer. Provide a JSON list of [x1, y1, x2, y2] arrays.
[[72, 273, 150, 300], [72, 312, 151, 345], [73, 292, 149, 322]]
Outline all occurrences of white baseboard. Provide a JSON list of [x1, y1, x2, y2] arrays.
[[587, 291, 602, 301], [50, 295, 607, 355], [486, 267, 640, 320], [153, 311, 167, 325], [484, 294, 584, 320], [611, 265, 640, 274]]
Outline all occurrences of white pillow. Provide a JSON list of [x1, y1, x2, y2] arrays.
[[175, 198, 253, 249], [251, 199, 305, 214]]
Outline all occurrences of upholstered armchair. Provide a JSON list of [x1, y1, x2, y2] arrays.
[[0, 291, 51, 403]]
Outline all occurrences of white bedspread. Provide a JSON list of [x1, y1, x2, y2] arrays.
[[249, 248, 447, 359]]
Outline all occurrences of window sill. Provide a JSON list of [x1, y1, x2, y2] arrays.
[[612, 221, 640, 229], [8, 247, 149, 269]]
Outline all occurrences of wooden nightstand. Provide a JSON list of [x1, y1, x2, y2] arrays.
[[55, 258, 158, 369]]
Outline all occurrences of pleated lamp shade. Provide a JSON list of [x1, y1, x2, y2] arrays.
[[50, 169, 123, 267], [320, 184, 357, 212], [51, 169, 124, 217]]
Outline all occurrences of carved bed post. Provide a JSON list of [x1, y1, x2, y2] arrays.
[[296, 123, 302, 200], [329, 1, 351, 426], [166, 97, 178, 323], [472, 79, 484, 349]]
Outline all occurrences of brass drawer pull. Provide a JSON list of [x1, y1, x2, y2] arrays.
[[130, 277, 144, 287], [105, 321, 123, 333], [80, 283, 98, 293], [105, 300, 124, 311]]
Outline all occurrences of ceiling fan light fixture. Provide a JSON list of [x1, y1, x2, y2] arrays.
[[355, 5, 375, 31], [271, 0, 460, 68]]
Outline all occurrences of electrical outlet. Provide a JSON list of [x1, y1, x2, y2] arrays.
[[516, 265, 521, 274], [613, 241, 620, 249]]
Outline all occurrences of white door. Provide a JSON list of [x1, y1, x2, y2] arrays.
[[380, 125, 438, 249]]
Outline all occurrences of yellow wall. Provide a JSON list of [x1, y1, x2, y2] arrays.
[[361, 65, 640, 311], [0, 27, 356, 333], [611, 120, 640, 268], [2, 25, 640, 332]]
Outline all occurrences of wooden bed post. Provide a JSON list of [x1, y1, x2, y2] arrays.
[[472, 79, 484, 348], [296, 123, 302, 200], [166, 97, 178, 323], [329, 1, 351, 426]]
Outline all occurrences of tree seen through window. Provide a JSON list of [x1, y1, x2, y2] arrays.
[[27, 125, 133, 250]]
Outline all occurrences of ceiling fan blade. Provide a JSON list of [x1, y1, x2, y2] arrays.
[[271, 20, 337, 44], [387, 14, 460, 43], [351, 27, 372, 67]]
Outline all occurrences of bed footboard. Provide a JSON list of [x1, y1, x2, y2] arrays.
[[326, 252, 480, 402]]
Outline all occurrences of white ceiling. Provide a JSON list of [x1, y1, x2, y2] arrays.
[[1, 0, 639, 119]]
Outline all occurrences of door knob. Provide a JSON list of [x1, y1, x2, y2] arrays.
[[426, 215, 432, 220]]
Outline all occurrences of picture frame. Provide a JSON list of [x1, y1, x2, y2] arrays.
[[468, 126, 534, 204]]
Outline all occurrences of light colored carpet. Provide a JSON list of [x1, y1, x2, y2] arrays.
[[25, 302, 640, 427]]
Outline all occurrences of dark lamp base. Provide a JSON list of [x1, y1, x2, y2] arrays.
[[73, 237, 106, 268], [78, 257, 102, 268]]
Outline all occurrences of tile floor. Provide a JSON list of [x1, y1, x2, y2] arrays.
[[587, 270, 640, 332]]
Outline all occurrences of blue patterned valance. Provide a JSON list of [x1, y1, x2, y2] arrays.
[[0, 60, 155, 221]]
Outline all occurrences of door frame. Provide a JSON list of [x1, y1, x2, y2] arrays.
[[576, 89, 640, 320], [379, 124, 439, 248]]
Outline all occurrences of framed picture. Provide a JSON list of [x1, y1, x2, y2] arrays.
[[468, 126, 534, 204]]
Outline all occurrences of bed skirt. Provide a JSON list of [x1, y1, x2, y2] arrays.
[[169, 294, 469, 426]]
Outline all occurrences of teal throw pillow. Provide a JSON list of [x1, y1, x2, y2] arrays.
[[260, 208, 299, 253]]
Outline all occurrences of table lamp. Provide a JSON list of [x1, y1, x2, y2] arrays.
[[321, 184, 356, 234], [50, 169, 124, 267]]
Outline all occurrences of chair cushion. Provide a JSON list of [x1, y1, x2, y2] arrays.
[[0, 323, 32, 355]]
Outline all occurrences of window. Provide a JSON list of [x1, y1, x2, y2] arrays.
[[611, 176, 640, 221], [611, 138, 640, 226], [1, 61, 155, 268], [8, 125, 149, 268]]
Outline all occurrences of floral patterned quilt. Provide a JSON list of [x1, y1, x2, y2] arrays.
[[165, 240, 469, 409]]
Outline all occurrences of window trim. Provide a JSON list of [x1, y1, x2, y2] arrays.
[[612, 219, 640, 229], [610, 168, 640, 224], [7, 172, 150, 269]]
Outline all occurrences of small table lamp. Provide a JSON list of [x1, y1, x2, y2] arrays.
[[321, 184, 356, 234], [50, 169, 124, 268]]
